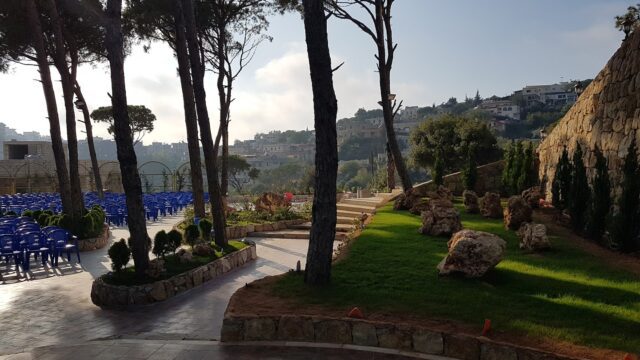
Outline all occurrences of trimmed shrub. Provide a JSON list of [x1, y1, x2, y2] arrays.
[[433, 152, 444, 186], [22, 210, 33, 218], [502, 140, 516, 194], [37, 213, 50, 226], [58, 214, 73, 232], [108, 239, 130, 272], [184, 224, 200, 247], [552, 146, 572, 210], [462, 147, 477, 191], [152, 230, 170, 259], [198, 219, 213, 242], [32, 210, 43, 220], [167, 230, 182, 254]]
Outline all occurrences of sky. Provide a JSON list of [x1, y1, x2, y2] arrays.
[[0, 0, 628, 145]]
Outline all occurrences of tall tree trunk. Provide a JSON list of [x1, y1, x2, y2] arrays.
[[182, 0, 227, 246], [386, 142, 395, 191], [74, 82, 104, 199], [24, 0, 73, 214], [173, 1, 206, 218], [374, 0, 411, 192], [105, 0, 150, 276], [46, 0, 84, 220], [217, 25, 230, 198], [302, 0, 338, 285]]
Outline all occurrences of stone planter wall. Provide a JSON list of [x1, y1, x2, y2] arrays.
[[221, 315, 585, 360], [91, 244, 257, 308], [174, 219, 307, 239], [78, 224, 111, 252]]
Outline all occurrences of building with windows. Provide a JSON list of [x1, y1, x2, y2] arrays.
[[477, 99, 521, 120], [519, 83, 578, 107]]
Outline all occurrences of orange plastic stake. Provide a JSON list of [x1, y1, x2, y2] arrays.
[[347, 307, 364, 319], [481, 319, 491, 336]]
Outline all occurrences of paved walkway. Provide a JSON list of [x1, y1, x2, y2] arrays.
[[0, 339, 455, 360], [0, 214, 325, 356]]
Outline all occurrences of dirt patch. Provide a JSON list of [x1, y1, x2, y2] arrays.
[[534, 208, 640, 277], [226, 274, 628, 360]]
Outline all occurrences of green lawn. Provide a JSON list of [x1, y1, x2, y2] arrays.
[[274, 202, 640, 353]]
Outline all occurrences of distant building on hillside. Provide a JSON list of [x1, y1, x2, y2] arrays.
[[477, 99, 521, 120], [337, 117, 385, 145], [518, 83, 578, 107]]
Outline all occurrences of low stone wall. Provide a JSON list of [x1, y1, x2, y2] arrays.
[[221, 315, 583, 360], [91, 244, 257, 308], [412, 161, 504, 197], [78, 224, 111, 252]]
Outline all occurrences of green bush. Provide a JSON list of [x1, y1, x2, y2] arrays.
[[108, 239, 131, 272], [127, 236, 152, 251], [569, 143, 590, 232], [37, 213, 50, 226], [184, 224, 200, 247], [152, 230, 170, 259], [167, 230, 182, 254], [552, 146, 572, 210], [461, 147, 477, 191], [587, 146, 611, 243], [58, 214, 73, 232], [198, 219, 213, 242], [32, 210, 43, 220], [433, 152, 444, 186], [43, 210, 54, 216], [22, 210, 33, 218], [78, 214, 95, 239], [611, 138, 640, 253]]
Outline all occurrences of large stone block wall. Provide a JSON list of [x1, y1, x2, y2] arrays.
[[412, 161, 504, 197], [221, 315, 584, 360], [538, 30, 640, 199]]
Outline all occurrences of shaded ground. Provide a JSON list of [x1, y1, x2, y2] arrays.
[[228, 202, 640, 359]]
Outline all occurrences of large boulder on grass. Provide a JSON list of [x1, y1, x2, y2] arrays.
[[503, 196, 532, 230], [394, 190, 421, 211], [521, 186, 543, 209], [518, 222, 550, 251], [409, 200, 430, 215], [462, 190, 480, 214], [479, 192, 503, 219], [437, 230, 506, 278], [426, 185, 453, 201], [419, 198, 462, 237]]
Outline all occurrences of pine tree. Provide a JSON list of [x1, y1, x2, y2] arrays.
[[462, 146, 477, 191], [569, 143, 590, 232], [517, 142, 536, 193], [612, 138, 640, 253], [552, 146, 572, 210], [587, 146, 611, 242], [433, 151, 444, 186]]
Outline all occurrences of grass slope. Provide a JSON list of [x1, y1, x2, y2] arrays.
[[274, 202, 640, 353]]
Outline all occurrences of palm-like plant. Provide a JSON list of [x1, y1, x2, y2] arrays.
[[615, 5, 640, 40]]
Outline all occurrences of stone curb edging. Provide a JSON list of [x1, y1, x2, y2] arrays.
[[90, 244, 257, 308], [220, 315, 589, 360], [78, 224, 111, 252], [173, 219, 307, 239]]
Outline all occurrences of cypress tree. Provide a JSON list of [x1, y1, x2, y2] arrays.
[[612, 137, 640, 253], [517, 142, 536, 192], [569, 143, 590, 232], [462, 146, 477, 191], [502, 140, 515, 194], [510, 141, 525, 194], [587, 146, 611, 243], [552, 146, 572, 210]]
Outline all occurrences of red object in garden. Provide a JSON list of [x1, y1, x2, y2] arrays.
[[347, 307, 364, 319], [624, 354, 637, 360], [481, 319, 491, 336], [284, 192, 294, 202]]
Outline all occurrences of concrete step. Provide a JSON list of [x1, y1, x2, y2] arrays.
[[247, 229, 348, 241], [341, 197, 386, 207], [289, 222, 353, 232], [337, 209, 364, 218], [337, 203, 376, 213], [337, 216, 358, 225]]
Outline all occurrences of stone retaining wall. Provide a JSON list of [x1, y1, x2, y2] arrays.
[[174, 219, 307, 239], [91, 244, 257, 308], [78, 224, 111, 252], [221, 315, 584, 360], [411, 161, 504, 197]]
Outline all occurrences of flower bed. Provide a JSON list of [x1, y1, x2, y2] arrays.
[[77, 223, 111, 252], [90, 242, 257, 308]]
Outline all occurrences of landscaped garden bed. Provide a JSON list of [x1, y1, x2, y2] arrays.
[[91, 240, 255, 308], [223, 200, 640, 359]]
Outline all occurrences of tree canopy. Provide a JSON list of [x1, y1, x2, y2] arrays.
[[91, 105, 156, 145], [409, 114, 501, 173]]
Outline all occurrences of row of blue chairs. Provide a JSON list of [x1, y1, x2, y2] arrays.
[[0, 216, 80, 273]]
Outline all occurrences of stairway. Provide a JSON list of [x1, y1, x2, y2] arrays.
[[245, 192, 396, 242]]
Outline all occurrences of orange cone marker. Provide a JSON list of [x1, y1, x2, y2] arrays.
[[481, 319, 491, 336], [348, 307, 364, 319]]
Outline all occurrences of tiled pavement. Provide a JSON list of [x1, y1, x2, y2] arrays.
[[0, 339, 455, 360], [0, 214, 331, 357]]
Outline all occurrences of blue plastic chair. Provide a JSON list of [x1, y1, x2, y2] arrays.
[[48, 229, 80, 266], [0, 234, 22, 272], [20, 232, 49, 271]]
